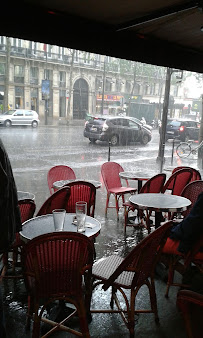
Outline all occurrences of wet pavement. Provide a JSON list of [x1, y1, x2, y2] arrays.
[[1, 123, 202, 337]]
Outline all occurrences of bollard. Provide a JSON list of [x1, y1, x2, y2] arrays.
[[171, 138, 175, 165], [108, 141, 111, 161]]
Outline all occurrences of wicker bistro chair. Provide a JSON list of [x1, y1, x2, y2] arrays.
[[101, 162, 137, 220], [123, 173, 166, 232], [90, 221, 173, 338], [1, 199, 36, 279], [162, 168, 193, 196], [166, 166, 201, 192], [36, 186, 71, 216], [177, 289, 203, 338], [47, 165, 76, 195], [180, 180, 203, 218], [22, 232, 95, 338], [63, 180, 97, 217]]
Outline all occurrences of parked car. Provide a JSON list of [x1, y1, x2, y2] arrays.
[[129, 116, 153, 131], [84, 115, 152, 145], [166, 119, 200, 141], [0, 109, 40, 128]]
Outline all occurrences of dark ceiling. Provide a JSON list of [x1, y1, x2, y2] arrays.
[[2, 0, 203, 72]]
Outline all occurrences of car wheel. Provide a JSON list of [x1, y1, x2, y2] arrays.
[[89, 138, 96, 143], [110, 134, 119, 146], [4, 120, 11, 128], [32, 121, 38, 128], [141, 134, 149, 145]]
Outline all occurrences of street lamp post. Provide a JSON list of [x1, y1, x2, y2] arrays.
[[100, 57, 106, 115]]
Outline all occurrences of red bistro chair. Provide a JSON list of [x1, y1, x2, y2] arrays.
[[181, 180, 203, 218], [36, 186, 71, 216], [166, 167, 201, 191], [64, 180, 96, 217], [47, 165, 76, 194], [1, 199, 36, 279], [91, 221, 173, 337], [177, 289, 203, 338], [101, 162, 137, 220], [123, 173, 166, 232], [22, 232, 94, 337], [161, 231, 203, 298]]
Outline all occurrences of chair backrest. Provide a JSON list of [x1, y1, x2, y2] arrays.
[[63, 181, 96, 217], [103, 221, 173, 291], [162, 168, 193, 196], [172, 166, 201, 182], [181, 180, 203, 218], [36, 186, 71, 216], [22, 232, 94, 297], [101, 162, 124, 192], [47, 165, 76, 194], [139, 173, 166, 194], [18, 199, 36, 223]]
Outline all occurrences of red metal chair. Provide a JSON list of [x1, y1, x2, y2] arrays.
[[63, 180, 96, 217], [47, 165, 76, 194], [1, 199, 36, 279], [22, 232, 94, 337], [101, 162, 137, 219], [91, 221, 173, 337], [123, 173, 166, 232], [36, 186, 71, 216], [163, 168, 194, 194], [177, 289, 203, 338], [161, 231, 203, 298]]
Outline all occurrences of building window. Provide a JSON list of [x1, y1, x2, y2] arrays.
[[116, 79, 122, 92], [105, 78, 112, 92], [84, 52, 91, 64], [59, 47, 64, 59], [30, 67, 38, 85], [59, 71, 66, 87], [14, 65, 24, 83], [96, 76, 102, 90], [44, 69, 52, 80]]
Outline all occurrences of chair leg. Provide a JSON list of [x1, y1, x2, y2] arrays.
[[105, 193, 110, 217], [32, 302, 41, 338], [165, 256, 176, 298], [77, 299, 90, 338], [115, 195, 119, 220], [149, 277, 159, 323]]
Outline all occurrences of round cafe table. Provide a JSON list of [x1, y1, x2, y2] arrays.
[[20, 213, 101, 243], [129, 193, 191, 232], [53, 179, 102, 190], [119, 171, 152, 192], [17, 190, 35, 201]]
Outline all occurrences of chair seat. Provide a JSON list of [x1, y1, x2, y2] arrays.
[[92, 255, 135, 288], [162, 238, 181, 255], [109, 187, 137, 195]]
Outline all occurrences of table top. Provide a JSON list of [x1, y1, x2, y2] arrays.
[[17, 191, 35, 201], [53, 179, 102, 190], [20, 213, 101, 242], [119, 171, 152, 181], [129, 193, 191, 213]]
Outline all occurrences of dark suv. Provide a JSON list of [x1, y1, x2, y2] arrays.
[[84, 115, 152, 146], [166, 119, 200, 141]]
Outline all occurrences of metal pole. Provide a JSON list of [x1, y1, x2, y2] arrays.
[[157, 67, 172, 173], [171, 138, 175, 166], [44, 46, 48, 125], [100, 57, 106, 115], [108, 141, 111, 161]]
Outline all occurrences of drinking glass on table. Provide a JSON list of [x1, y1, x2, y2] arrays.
[[76, 201, 87, 232], [52, 209, 66, 231]]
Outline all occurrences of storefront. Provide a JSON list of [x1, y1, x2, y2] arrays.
[[96, 94, 123, 115]]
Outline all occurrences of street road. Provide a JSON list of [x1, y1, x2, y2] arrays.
[[0, 124, 185, 211]]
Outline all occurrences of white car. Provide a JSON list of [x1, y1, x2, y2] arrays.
[[0, 109, 40, 128]]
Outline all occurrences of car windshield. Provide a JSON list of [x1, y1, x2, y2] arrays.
[[3, 110, 16, 115], [167, 121, 181, 127]]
